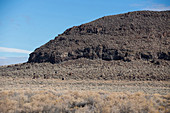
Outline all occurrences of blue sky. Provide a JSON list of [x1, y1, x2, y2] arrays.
[[0, 0, 170, 65]]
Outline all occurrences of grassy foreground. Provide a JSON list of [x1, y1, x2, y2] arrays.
[[0, 90, 170, 113]]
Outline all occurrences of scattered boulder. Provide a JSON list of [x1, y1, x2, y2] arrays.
[[157, 52, 170, 60], [140, 52, 152, 60]]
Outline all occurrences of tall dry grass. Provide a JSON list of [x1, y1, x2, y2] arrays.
[[0, 90, 169, 113]]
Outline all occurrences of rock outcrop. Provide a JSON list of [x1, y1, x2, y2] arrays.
[[28, 11, 170, 64]]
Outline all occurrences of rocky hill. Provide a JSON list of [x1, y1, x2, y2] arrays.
[[28, 11, 170, 64], [1, 11, 169, 81]]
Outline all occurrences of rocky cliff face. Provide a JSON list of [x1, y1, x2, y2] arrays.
[[28, 11, 170, 64]]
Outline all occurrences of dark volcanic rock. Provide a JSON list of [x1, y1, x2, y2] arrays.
[[28, 11, 170, 64], [157, 52, 170, 60]]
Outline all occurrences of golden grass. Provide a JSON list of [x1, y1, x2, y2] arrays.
[[0, 90, 169, 113]]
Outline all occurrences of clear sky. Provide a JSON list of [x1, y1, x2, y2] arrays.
[[0, 0, 170, 65]]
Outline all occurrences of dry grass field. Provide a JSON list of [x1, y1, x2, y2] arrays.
[[0, 77, 170, 113], [0, 89, 170, 113]]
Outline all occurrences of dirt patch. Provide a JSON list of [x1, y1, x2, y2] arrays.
[[0, 77, 170, 95]]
